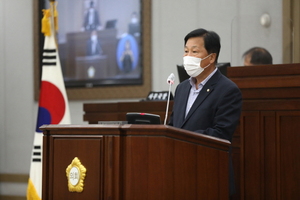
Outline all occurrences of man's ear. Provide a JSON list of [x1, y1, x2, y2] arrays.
[[210, 53, 217, 64]]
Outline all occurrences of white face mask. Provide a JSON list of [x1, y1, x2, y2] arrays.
[[183, 54, 211, 77]]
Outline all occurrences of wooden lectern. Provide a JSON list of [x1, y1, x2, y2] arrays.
[[41, 124, 230, 200]]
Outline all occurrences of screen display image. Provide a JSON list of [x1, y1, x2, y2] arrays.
[[44, 0, 142, 88]]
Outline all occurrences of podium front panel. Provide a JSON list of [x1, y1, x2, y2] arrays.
[[121, 135, 229, 199], [44, 135, 104, 200], [42, 125, 230, 200]]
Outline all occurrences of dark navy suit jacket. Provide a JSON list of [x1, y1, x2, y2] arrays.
[[169, 69, 242, 142], [168, 69, 242, 195]]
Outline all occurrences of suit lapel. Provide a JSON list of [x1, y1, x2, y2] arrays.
[[182, 70, 221, 126], [178, 81, 191, 124]]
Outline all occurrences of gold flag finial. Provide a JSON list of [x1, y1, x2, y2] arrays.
[[41, 2, 59, 36], [41, 9, 51, 36]]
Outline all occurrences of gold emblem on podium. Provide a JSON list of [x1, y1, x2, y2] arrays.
[[66, 157, 87, 192]]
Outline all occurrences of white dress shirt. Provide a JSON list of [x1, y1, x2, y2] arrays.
[[185, 67, 218, 117]]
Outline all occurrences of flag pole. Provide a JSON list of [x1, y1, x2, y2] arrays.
[[27, 1, 71, 199], [49, 0, 58, 48]]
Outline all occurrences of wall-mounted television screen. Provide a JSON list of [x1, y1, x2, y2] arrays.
[[42, 0, 143, 88]]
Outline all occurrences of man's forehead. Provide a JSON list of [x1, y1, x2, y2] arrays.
[[186, 37, 203, 43]]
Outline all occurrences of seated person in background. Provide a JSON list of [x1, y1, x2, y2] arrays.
[[243, 47, 273, 66]]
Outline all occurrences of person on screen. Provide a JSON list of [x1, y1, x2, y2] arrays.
[[243, 47, 273, 66], [168, 28, 242, 197], [119, 40, 134, 73], [128, 12, 140, 38], [86, 30, 103, 56], [82, 1, 101, 31]]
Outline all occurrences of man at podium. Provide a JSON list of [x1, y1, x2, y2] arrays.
[[168, 28, 242, 196]]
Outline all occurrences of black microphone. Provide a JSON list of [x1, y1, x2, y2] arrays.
[[164, 73, 175, 125]]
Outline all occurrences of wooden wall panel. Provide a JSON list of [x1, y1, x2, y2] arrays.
[[228, 63, 300, 200], [240, 112, 261, 199], [277, 111, 300, 199], [261, 111, 277, 200]]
